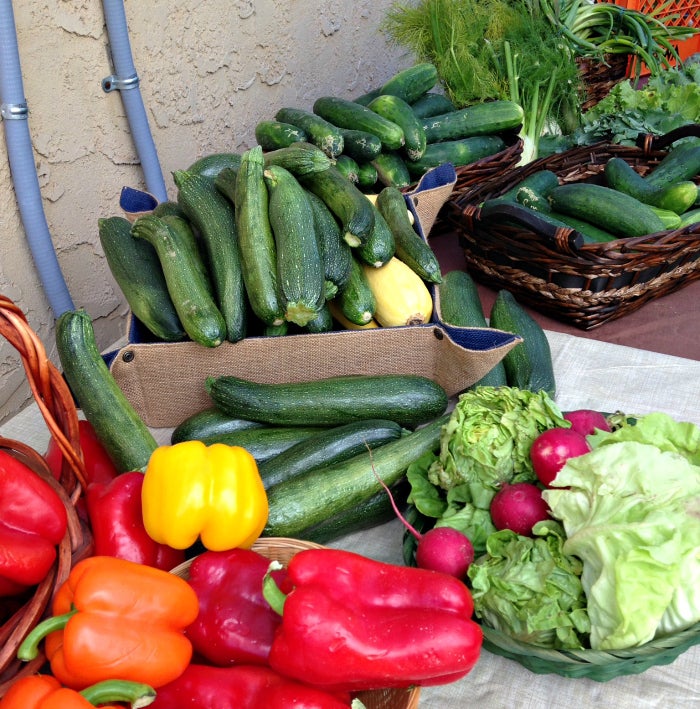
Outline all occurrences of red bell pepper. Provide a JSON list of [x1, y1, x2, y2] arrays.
[[264, 548, 483, 692], [184, 548, 288, 665], [149, 663, 359, 709], [86, 472, 185, 571], [0, 450, 68, 596]]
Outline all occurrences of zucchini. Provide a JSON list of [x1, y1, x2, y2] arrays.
[[257, 418, 405, 489], [171, 407, 265, 444], [367, 93, 427, 161], [376, 185, 442, 283], [422, 100, 524, 142], [263, 142, 332, 176], [173, 169, 247, 341], [265, 321, 290, 337], [406, 136, 506, 177], [357, 162, 379, 189], [264, 165, 325, 326], [410, 92, 455, 119], [255, 120, 308, 150], [488, 289, 556, 397], [338, 128, 383, 162], [304, 301, 334, 334], [437, 270, 507, 388], [186, 152, 242, 180], [205, 373, 449, 429], [549, 183, 666, 238], [56, 310, 158, 473], [130, 214, 227, 348], [305, 190, 353, 290], [98, 216, 185, 342], [313, 95, 405, 151], [645, 143, 700, 188], [231, 146, 285, 326], [327, 299, 379, 330], [355, 205, 396, 268], [334, 154, 360, 183], [275, 107, 344, 158], [298, 164, 375, 247], [378, 62, 439, 104], [152, 201, 186, 219], [263, 414, 448, 537], [334, 255, 376, 325], [371, 152, 411, 189]]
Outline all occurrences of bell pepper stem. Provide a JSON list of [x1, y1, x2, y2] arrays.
[[80, 680, 156, 708], [16, 608, 78, 661], [262, 560, 287, 615]]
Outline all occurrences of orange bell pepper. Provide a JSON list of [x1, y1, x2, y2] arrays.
[[0, 675, 155, 709], [17, 556, 198, 690]]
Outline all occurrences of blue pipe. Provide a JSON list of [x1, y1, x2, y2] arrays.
[[0, 0, 75, 317], [102, 1, 168, 203]]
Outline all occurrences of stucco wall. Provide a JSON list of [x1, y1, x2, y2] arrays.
[[0, 1, 410, 424]]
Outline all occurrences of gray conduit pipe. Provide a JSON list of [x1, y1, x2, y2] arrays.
[[101, 0, 168, 203], [0, 0, 75, 317]]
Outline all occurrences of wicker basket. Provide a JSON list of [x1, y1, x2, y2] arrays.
[[0, 296, 92, 697], [171, 537, 421, 709], [452, 131, 524, 194], [576, 53, 630, 112], [441, 125, 700, 330]]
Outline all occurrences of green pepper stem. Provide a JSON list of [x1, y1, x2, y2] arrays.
[[262, 560, 287, 615], [16, 608, 78, 661], [80, 680, 156, 708]]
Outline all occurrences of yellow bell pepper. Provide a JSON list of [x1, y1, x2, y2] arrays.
[[141, 441, 268, 551]]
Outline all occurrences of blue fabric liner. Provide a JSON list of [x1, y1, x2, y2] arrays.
[[119, 185, 158, 215], [403, 162, 457, 241]]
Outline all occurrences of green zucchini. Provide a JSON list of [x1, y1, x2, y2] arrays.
[[255, 120, 308, 150], [355, 205, 396, 268], [173, 169, 247, 341], [488, 289, 556, 397], [257, 418, 405, 489], [645, 143, 700, 188], [130, 214, 227, 347], [376, 185, 442, 283], [334, 154, 360, 183], [313, 96, 405, 151], [298, 164, 375, 247], [263, 414, 448, 537], [264, 165, 325, 326], [186, 153, 242, 180], [152, 201, 186, 219], [265, 321, 290, 337], [171, 407, 265, 444], [357, 162, 379, 189], [378, 62, 439, 104], [334, 255, 376, 325], [56, 310, 158, 473], [422, 101, 524, 142], [549, 183, 666, 238], [437, 270, 507, 388], [304, 301, 334, 334], [275, 107, 344, 158], [98, 216, 185, 342], [406, 136, 506, 177], [263, 142, 333, 176], [205, 373, 448, 429], [410, 92, 455, 119], [367, 93, 427, 161], [338, 128, 383, 162], [371, 152, 411, 189]]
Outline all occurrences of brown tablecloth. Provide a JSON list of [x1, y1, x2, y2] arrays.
[[431, 227, 700, 362]]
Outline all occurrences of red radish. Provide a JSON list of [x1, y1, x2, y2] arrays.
[[563, 409, 611, 436], [530, 427, 592, 487], [490, 482, 550, 536]]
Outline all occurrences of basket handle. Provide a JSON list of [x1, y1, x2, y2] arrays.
[[477, 201, 584, 253], [635, 124, 700, 152]]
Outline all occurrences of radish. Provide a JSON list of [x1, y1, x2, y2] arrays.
[[563, 409, 611, 436], [530, 427, 592, 487], [490, 482, 550, 536]]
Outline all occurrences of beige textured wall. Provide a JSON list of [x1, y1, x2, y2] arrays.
[[0, 1, 409, 423]]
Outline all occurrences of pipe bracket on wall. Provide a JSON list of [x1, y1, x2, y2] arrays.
[[1, 100, 27, 119], [101, 72, 139, 93]]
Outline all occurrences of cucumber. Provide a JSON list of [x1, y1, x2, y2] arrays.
[[488, 289, 556, 397], [334, 154, 360, 183], [313, 96, 405, 151], [98, 216, 185, 342], [334, 255, 376, 325], [410, 92, 455, 119], [549, 183, 666, 238], [367, 93, 427, 161], [645, 143, 700, 188], [338, 128, 383, 162], [352, 86, 385, 106], [357, 162, 379, 189], [171, 407, 265, 444], [516, 185, 552, 212], [376, 185, 442, 283], [547, 212, 618, 244], [56, 310, 158, 473], [130, 214, 227, 348], [255, 120, 308, 150], [257, 418, 405, 489], [298, 164, 376, 247], [355, 205, 396, 268], [275, 107, 344, 158], [679, 207, 700, 227], [437, 270, 507, 388], [264, 165, 325, 326], [422, 101, 524, 142], [649, 206, 683, 230], [186, 153, 242, 180], [173, 169, 247, 341], [496, 170, 560, 203], [378, 62, 439, 104], [406, 136, 506, 177], [263, 414, 448, 537], [205, 373, 449, 429], [371, 152, 412, 189]]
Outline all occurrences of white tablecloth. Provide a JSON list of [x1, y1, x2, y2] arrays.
[[2, 331, 699, 708]]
